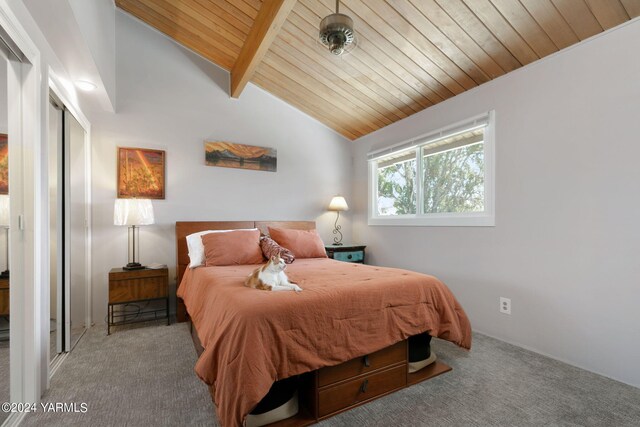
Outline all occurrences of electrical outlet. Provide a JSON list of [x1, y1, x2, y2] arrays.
[[499, 297, 511, 315]]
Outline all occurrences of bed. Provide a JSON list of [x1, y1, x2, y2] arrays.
[[176, 221, 472, 427]]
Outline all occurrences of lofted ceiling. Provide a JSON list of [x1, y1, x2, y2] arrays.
[[116, 0, 640, 140]]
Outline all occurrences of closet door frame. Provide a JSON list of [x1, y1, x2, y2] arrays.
[[0, 0, 44, 413]]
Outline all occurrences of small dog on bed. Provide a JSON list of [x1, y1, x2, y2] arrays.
[[245, 254, 302, 292]]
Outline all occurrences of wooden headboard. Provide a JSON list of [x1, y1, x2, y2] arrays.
[[175, 220, 316, 322]]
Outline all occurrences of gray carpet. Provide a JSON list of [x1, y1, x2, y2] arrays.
[[322, 336, 640, 427], [22, 323, 215, 427], [0, 339, 8, 425], [21, 323, 640, 427]]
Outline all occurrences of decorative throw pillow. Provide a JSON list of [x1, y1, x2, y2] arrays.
[[202, 229, 264, 266], [260, 236, 295, 264], [186, 228, 258, 268], [267, 227, 328, 259]]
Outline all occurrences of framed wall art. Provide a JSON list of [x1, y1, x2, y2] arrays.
[[205, 141, 277, 172], [117, 147, 165, 199]]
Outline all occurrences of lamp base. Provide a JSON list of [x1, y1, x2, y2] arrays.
[[332, 211, 344, 246], [123, 262, 145, 271], [0, 270, 8, 279]]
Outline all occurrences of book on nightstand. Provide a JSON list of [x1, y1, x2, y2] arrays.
[[146, 263, 167, 270]]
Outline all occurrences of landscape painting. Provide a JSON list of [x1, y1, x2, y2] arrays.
[[205, 141, 277, 172], [117, 147, 165, 199], [0, 134, 7, 195]]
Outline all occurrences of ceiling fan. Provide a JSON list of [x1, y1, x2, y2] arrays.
[[319, 0, 357, 56]]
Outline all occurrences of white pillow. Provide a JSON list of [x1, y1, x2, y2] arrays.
[[186, 228, 258, 268]]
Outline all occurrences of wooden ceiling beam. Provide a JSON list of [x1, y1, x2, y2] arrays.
[[230, 0, 297, 98]]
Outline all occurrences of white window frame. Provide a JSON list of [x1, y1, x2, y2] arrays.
[[368, 111, 495, 227]]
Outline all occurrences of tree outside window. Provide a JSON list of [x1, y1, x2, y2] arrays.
[[375, 131, 485, 216]]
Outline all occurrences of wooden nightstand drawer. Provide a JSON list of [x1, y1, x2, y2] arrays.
[[318, 341, 406, 387], [109, 268, 168, 303], [0, 278, 9, 316], [0, 290, 8, 316], [109, 276, 167, 303], [318, 364, 406, 417], [109, 268, 168, 282]]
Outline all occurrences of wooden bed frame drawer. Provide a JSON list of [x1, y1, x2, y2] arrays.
[[318, 341, 406, 387], [318, 364, 406, 417]]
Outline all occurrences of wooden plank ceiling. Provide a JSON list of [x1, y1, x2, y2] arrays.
[[116, 0, 640, 140]]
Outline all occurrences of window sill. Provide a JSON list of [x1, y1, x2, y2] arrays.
[[368, 214, 495, 227]]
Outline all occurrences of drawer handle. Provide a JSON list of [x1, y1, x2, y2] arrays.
[[363, 355, 370, 367], [347, 254, 353, 259], [359, 379, 369, 394]]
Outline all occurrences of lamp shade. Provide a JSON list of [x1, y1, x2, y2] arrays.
[[0, 195, 9, 227], [328, 196, 349, 212], [114, 199, 155, 226]]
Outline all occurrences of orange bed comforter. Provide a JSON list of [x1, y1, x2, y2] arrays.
[[178, 258, 472, 426]]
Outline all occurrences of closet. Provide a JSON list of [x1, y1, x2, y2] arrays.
[[49, 93, 88, 362]]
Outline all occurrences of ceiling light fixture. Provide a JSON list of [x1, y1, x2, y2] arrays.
[[75, 80, 97, 91], [319, 0, 355, 56]]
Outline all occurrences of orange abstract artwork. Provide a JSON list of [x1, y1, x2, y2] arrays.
[[205, 141, 276, 172], [0, 134, 7, 195], [117, 147, 165, 199]]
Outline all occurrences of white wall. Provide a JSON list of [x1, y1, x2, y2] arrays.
[[351, 19, 640, 387], [89, 12, 352, 324], [0, 59, 6, 132], [23, 0, 115, 112], [68, 0, 116, 109]]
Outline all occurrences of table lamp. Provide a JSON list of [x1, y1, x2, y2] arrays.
[[0, 195, 8, 278], [114, 198, 154, 270], [328, 195, 348, 246]]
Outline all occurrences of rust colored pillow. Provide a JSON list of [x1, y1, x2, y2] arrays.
[[202, 229, 264, 266], [268, 227, 328, 259]]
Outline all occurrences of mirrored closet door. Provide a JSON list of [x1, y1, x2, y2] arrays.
[[49, 94, 88, 363], [65, 109, 87, 350], [49, 97, 62, 361], [0, 42, 9, 425]]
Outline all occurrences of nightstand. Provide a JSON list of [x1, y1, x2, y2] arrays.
[[325, 245, 366, 264], [0, 277, 8, 317], [108, 267, 169, 335]]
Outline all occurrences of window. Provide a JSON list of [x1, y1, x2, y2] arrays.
[[368, 112, 494, 226], [376, 151, 416, 216]]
